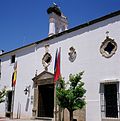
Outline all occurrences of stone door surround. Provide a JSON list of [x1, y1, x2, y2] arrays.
[[32, 71, 54, 119]]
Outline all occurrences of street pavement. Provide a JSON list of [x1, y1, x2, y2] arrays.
[[0, 116, 53, 121], [0, 118, 46, 121], [0, 119, 45, 121]]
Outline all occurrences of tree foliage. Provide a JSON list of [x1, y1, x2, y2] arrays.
[[56, 72, 86, 121], [0, 87, 6, 103]]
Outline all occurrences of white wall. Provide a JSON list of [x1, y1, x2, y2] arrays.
[[45, 15, 120, 121], [0, 14, 120, 121]]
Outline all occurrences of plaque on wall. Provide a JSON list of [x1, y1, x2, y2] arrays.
[[68, 46, 77, 62]]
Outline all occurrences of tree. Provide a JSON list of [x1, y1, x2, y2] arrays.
[[0, 87, 6, 103], [56, 72, 86, 121]]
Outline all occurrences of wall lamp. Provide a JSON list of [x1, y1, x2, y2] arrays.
[[24, 85, 30, 95]]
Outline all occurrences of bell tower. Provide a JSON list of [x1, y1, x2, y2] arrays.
[[47, 3, 68, 36]]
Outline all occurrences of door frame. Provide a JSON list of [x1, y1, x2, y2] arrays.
[[32, 71, 54, 119], [99, 81, 119, 118]]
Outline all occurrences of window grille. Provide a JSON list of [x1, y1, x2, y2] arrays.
[[100, 82, 119, 118]]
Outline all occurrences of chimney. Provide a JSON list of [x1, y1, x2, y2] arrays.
[[47, 3, 68, 37]]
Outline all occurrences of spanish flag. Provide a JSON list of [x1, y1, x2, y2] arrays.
[[12, 62, 17, 87]]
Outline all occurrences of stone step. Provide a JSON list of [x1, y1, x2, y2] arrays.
[[35, 117, 52, 121]]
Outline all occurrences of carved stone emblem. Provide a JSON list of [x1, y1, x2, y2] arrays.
[[100, 36, 117, 58], [68, 46, 77, 62], [42, 44, 52, 70]]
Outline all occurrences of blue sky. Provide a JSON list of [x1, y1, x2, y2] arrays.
[[0, 0, 120, 52]]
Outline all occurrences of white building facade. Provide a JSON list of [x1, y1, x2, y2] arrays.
[[0, 5, 120, 121]]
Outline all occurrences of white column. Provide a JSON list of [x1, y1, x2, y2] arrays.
[[48, 17, 56, 37], [64, 24, 68, 30]]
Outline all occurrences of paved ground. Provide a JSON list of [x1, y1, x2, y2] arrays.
[[0, 116, 53, 121], [0, 118, 45, 121], [0, 119, 45, 121]]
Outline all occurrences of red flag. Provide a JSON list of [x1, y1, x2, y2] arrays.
[[54, 48, 61, 83]]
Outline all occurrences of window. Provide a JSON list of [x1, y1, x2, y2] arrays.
[[42, 52, 52, 69], [100, 82, 119, 118], [11, 55, 15, 63], [104, 42, 115, 54], [100, 36, 117, 58]]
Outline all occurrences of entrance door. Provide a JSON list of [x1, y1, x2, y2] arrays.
[[104, 84, 118, 118], [5, 91, 13, 117], [38, 84, 54, 118]]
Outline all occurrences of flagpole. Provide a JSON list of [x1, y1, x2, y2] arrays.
[[11, 86, 15, 119], [11, 61, 17, 119], [54, 82, 57, 121], [54, 47, 61, 121]]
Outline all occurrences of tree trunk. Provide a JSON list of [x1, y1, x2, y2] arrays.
[[69, 111, 73, 121]]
